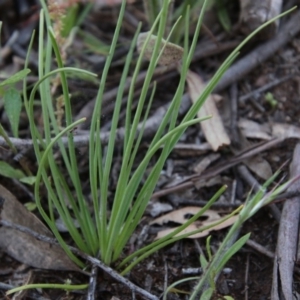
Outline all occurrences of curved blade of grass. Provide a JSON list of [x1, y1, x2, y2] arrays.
[[109, 8, 191, 261], [106, 0, 171, 264], [27, 66, 96, 151], [48, 28, 98, 253], [111, 116, 211, 260], [0, 123, 17, 153], [96, 22, 142, 260], [34, 118, 86, 267], [0, 69, 31, 86], [163, 276, 200, 300], [23, 30, 38, 145], [110, 3, 213, 252], [27, 64, 97, 253], [6, 283, 88, 296], [215, 233, 250, 275], [36, 6, 97, 253], [126, 83, 157, 177], [87, 0, 127, 265]]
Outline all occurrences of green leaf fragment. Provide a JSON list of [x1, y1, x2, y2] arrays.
[[0, 161, 25, 179], [200, 287, 214, 300], [20, 176, 36, 185], [200, 254, 208, 269], [3, 87, 22, 137], [0, 69, 30, 87], [24, 202, 37, 211], [216, 0, 231, 32]]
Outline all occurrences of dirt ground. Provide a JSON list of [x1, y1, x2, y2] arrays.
[[1, 1, 300, 299]]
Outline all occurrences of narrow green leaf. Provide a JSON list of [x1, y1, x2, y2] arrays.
[[0, 161, 25, 179], [216, 0, 231, 32], [0, 69, 30, 87], [20, 176, 36, 185], [206, 235, 212, 260], [0, 123, 17, 153], [24, 202, 37, 211], [200, 254, 208, 269], [215, 233, 251, 274], [200, 287, 214, 300], [3, 88, 22, 137]]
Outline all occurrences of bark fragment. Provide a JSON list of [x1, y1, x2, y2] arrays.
[[239, 0, 283, 38]]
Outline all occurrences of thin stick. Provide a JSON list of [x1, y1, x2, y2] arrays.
[[215, 9, 300, 92], [87, 264, 98, 300], [246, 239, 274, 259], [0, 220, 159, 300], [0, 95, 191, 151]]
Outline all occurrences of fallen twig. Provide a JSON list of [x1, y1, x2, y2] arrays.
[[87, 264, 98, 300], [152, 138, 283, 199], [0, 95, 190, 151], [0, 220, 159, 300], [239, 73, 298, 105], [271, 143, 300, 299], [215, 9, 300, 92], [246, 239, 274, 259]]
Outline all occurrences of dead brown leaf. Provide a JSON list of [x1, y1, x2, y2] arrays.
[[193, 153, 220, 174], [239, 120, 300, 141], [272, 123, 300, 139], [0, 185, 80, 271], [137, 32, 184, 66], [238, 118, 272, 140], [151, 206, 238, 239], [186, 70, 231, 151], [245, 155, 273, 180]]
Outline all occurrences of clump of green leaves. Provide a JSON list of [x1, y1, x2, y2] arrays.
[[1, 0, 296, 299], [21, 0, 294, 283], [24, 0, 220, 270]]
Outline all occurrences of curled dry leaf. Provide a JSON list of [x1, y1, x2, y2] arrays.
[[234, 119, 273, 179], [186, 70, 230, 151], [194, 175, 223, 190], [239, 119, 300, 141], [137, 32, 184, 66], [0, 184, 80, 271], [151, 206, 238, 239], [193, 153, 221, 174], [236, 119, 300, 180], [238, 118, 272, 140], [272, 123, 300, 140], [245, 155, 273, 180], [146, 201, 173, 218]]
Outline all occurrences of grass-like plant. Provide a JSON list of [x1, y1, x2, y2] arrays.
[[162, 171, 295, 299], [1, 0, 296, 298], [22, 0, 223, 270], [19, 0, 295, 282]]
